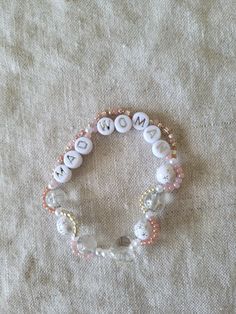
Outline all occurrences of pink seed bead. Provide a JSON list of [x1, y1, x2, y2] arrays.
[[176, 167, 183, 173], [165, 154, 172, 160], [174, 182, 180, 189], [176, 177, 183, 184], [177, 172, 185, 179]]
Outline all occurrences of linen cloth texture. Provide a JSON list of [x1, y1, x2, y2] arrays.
[[0, 1, 235, 313]]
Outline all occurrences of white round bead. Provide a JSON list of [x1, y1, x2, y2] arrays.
[[53, 165, 72, 184], [156, 164, 176, 184], [56, 216, 73, 235], [134, 219, 152, 240], [132, 112, 149, 131], [75, 137, 93, 155], [97, 117, 115, 135], [143, 125, 161, 144], [152, 140, 171, 158], [114, 114, 132, 133], [63, 150, 83, 169]]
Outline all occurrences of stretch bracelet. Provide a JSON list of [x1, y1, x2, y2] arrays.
[[42, 109, 184, 262]]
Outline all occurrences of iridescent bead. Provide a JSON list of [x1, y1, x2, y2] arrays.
[[45, 189, 65, 208]]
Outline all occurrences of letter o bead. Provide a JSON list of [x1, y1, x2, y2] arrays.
[[114, 115, 132, 133], [97, 117, 115, 135], [53, 165, 72, 183], [132, 112, 149, 131], [75, 137, 93, 155]]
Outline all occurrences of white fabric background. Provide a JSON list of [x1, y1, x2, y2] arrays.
[[0, 1, 235, 313]]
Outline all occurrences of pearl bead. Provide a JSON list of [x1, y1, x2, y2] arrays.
[[57, 216, 73, 235], [76, 235, 97, 255], [132, 112, 149, 131], [130, 239, 141, 249], [114, 114, 132, 133], [143, 125, 161, 144], [48, 178, 61, 190], [155, 184, 164, 193], [97, 117, 115, 135], [145, 210, 158, 219], [63, 150, 83, 169], [169, 158, 179, 166], [134, 219, 152, 240], [75, 137, 93, 155], [152, 140, 171, 158], [45, 189, 65, 208], [156, 164, 176, 184], [53, 165, 72, 184]]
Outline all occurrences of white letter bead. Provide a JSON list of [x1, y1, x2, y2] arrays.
[[97, 117, 115, 135], [114, 114, 132, 133], [63, 150, 83, 169], [143, 125, 161, 144], [75, 137, 93, 155], [152, 140, 171, 158], [134, 219, 152, 240], [156, 164, 176, 184], [53, 165, 72, 183], [132, 112, 149, 131]]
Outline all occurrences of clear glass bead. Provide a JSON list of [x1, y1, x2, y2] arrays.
[[143, 190, 165, 212], [45, 189, 65, 208], [110, 246, 135, 262], [77, 235, 97, 255]]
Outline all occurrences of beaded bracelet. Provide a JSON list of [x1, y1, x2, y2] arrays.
[[42, 109, 184, 262]]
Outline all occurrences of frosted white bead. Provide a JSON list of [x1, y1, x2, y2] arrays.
[[152, 140, 171, 158], [114, 114, 132, 133], [57, 216, 73, 235], [53, 165, 72, 184], [75, 137, 93, 155], [134, 219, 152, 240], [77, 235, 97, 255], [143, 125, 161, 144], [132, 112, 149, 131], [45, 189, 65, 208], [156, 164, 176, 184], [97, 117, 115, 135], [63, 150, 83, 169]]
